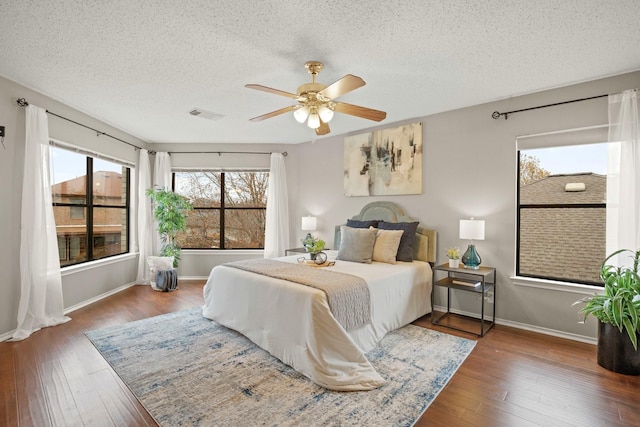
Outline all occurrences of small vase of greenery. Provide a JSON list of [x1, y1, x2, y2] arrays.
[[302, 235, 326, 259], [446, 247, 461, 268]]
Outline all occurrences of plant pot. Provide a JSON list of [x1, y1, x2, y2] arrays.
[[448, 259, 460, 268], [597, 321, 640, 375]]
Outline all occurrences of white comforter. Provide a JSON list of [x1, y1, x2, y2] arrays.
[[202, 250, 432, 391]]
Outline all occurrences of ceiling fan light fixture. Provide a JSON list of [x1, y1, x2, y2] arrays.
[[293, 106, 309, 123], [246, 61, 387, 135], [318, 104, 334, 123], [307, 113, 320, 129]]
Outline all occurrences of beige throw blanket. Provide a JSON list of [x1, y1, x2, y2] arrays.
[[224, 259, 371, 330]]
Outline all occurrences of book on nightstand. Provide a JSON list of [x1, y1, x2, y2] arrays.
[[452, 279, 482, 288]]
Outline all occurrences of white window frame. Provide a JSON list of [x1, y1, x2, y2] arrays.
[[512, 124, 609, 292]]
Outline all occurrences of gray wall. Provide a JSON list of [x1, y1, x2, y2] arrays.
[[0, 75, 147, 338], [286, 70, 640, 342]]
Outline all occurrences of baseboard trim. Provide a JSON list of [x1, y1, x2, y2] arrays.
[[1, 282, 139, 342], [178, 276, 209, 281], [64, 281, 138, 315], [4, 287, 597, 345], [432, 305, 597, 345]]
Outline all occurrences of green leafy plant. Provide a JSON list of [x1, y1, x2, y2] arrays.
[[301, 235, 325, 253], [146, 187, 193, 267], [573, 249, 640, 350], [446, 247, 461, 260]]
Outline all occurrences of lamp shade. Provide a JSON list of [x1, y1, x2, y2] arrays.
[[301, 216, 317, 231], [293, 106, 309, 123], [306, 113, 320, 129], [459, 219, 485, 240], [318, 105, 334, 122]]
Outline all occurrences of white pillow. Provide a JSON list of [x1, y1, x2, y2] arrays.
[[147, 256, 174, 290], [372, 229, 404, 264]]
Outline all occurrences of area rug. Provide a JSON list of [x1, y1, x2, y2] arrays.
[[86, 307, 476, 427]]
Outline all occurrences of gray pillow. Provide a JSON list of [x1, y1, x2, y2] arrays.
[[336, 225, 377, 264], [378, 221, 419, 262]]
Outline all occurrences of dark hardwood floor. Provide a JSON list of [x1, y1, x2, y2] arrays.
[[1, 280, 639, 426]]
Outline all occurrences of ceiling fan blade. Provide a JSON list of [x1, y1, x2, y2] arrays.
[[245, 84, 299, 99], [333, 101, 387, 122], [249, 105, 297, 122], [315, 120, 330, 136], [318, 74, 366, 100]]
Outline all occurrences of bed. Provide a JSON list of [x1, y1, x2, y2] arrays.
[[202, 201, 437, 391]]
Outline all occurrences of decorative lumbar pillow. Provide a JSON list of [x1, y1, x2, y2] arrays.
[[147, 256, 174, 289], [378, 221, 419, 262], [372, 228, 404, 264], [346, 219, 381, 229], [336, 225, 377, 264]]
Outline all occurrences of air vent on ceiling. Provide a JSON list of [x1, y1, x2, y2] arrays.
[[188, 108, 225, 121]]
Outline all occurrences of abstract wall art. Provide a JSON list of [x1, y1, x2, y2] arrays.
[[343, 122, 422, 196]]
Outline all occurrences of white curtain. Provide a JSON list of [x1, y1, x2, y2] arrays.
[[606, 89, 640, 264], [153, 151, 172, 190], [152, 152, 172, 254], [136, 149, 153, 284], [12, 105, 70, 340], [264, 153, 290, 258]]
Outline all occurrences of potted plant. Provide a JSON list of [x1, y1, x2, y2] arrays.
[[301, 235, 326, 260], [446, 247, 461, 268], [573, 248, 640, 375], [146, 187, 193, 268]]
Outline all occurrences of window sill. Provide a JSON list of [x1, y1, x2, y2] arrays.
[[181, 249, 264, 256], [61, 253, 138, 276], [511, 276, 603, 295]]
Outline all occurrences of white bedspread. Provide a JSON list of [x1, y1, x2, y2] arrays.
[[202, 250, 432, 391]]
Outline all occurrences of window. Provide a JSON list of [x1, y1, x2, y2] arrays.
[[517, 138, 608, 286], [51, 146, 130, 267], [173, 171, 268, 249]]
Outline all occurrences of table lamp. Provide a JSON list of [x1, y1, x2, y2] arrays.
[[301, 216, 317, 241], [459, 218, 485, 269]]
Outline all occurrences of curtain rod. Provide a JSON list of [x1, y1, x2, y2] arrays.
[[16, 98, 288, 156], [491, 94, 608, 120], [16, 98, 143, 150], [167, 150, 287, 156]]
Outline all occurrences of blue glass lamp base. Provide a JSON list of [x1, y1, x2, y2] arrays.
[[462, 244, 481, 269]]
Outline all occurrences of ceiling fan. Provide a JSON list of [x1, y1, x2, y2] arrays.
[[245, 61, 387, 136]]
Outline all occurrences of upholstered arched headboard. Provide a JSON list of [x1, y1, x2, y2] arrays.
[[334, 201, 437, 264]]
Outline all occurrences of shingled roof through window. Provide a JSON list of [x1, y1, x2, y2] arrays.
[[519, 173, 606, 284], [520, 173, 606, 205]]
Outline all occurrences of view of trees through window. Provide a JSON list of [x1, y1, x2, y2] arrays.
[[50, 146, 130, 267], [517, 143, 607, 285], [173, 171, 268, 249]]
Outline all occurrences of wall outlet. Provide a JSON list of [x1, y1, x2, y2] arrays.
[[0, 126, 5, 137]]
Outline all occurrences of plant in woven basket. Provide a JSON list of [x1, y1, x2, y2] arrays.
[[147, 187, 192, 268]]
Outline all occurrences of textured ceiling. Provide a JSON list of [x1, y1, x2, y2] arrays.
[[1, 1, 639, 145]]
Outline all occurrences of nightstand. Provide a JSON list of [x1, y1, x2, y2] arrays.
[[431, 263, 496, 337]]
